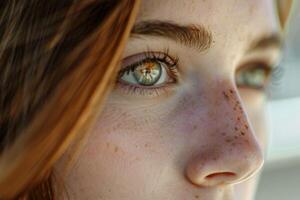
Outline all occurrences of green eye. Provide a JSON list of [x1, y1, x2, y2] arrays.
[[117, 51, 179, 97], [119, 58, 173, 87], [235, 64, 272, 90], [133, 60, 162, 86]]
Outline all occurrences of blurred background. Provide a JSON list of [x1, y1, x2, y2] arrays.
[[256, 1, 300, 200]]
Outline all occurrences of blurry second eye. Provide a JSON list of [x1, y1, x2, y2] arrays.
[[235, 64, 271, 89]]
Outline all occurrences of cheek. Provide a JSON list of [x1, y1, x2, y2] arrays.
[[83, 98, 173, 161], [79, 92, 204, 179], [62, 103, 173, 197]]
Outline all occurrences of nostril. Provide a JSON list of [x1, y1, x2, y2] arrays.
[[205, 172, 236, 179]]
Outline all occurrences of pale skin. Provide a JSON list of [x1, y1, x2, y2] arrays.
[[56, 0, 282, 199]]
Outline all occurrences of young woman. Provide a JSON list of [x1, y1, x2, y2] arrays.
[[0, 0, 291, 199]]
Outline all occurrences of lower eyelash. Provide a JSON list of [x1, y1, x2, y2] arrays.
[[116, 81, 177, 97]]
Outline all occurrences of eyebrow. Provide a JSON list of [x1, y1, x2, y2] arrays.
[[131, 20, 213, 52], [247, 34, 283, 52]]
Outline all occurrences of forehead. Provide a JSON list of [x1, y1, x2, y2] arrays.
[[137, 0, 280, 49], [134, 0, 281, 73], [137, 0, 277, 26]]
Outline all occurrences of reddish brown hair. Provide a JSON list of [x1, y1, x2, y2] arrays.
[[0, 0, 139, 199]]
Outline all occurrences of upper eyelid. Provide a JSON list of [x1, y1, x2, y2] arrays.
[[235, 51, 282, 75], [118, 51, 180, 84], [121, 51, 178, 69], [239, 44, 282, 71], [236, 61, 273, 74]]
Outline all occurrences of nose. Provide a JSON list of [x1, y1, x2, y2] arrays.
[[185, 87, 264, 187]]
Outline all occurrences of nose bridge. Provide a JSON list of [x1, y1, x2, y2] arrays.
[[185, 82, 264, 187]]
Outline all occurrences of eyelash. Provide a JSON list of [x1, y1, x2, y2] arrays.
[[116, 49, 283, 97], [270, 64, 284, 85], [116, 49, 180, 96]]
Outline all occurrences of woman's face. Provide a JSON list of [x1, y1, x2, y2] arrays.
[[57, 0, 282, 199]]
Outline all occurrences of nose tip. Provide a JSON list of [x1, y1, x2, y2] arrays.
[[186, 165, 238, 187], [206, 172, 236, 179], [185, 147, 264, 187], [204, 172, 237, 186]]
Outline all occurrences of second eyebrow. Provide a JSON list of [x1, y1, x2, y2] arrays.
[[131, 20, 213, 52]]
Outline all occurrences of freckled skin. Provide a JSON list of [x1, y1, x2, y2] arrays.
[[55, 0, 280, 200]]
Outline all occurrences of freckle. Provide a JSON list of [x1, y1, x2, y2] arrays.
[[221, 132, 226, 136], [145, 143, 149, 148], [195, 195, 199, 199], [223, 91, 229, 101], [226, 138, 232, 143], [245, 125, 249, 130], [114, 146, 118, 152], [106, 142, 110, 148], [234, 136, 238, 140], [234, 127, 238, 131], [193, 125, 197, 130], [231, 142, 236, 146], [229, 89, 234, 94], [237, 117, 240, 121], [241, 131, 245, 136]]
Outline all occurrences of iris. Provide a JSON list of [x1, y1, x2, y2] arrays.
[[133, 61, 162, 86]]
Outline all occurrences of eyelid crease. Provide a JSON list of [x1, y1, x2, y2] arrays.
[[119, 49, 179, 72], [121, 48, 178, 67], [247, 33, 283, 53], [236, 61, 273, 75]]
